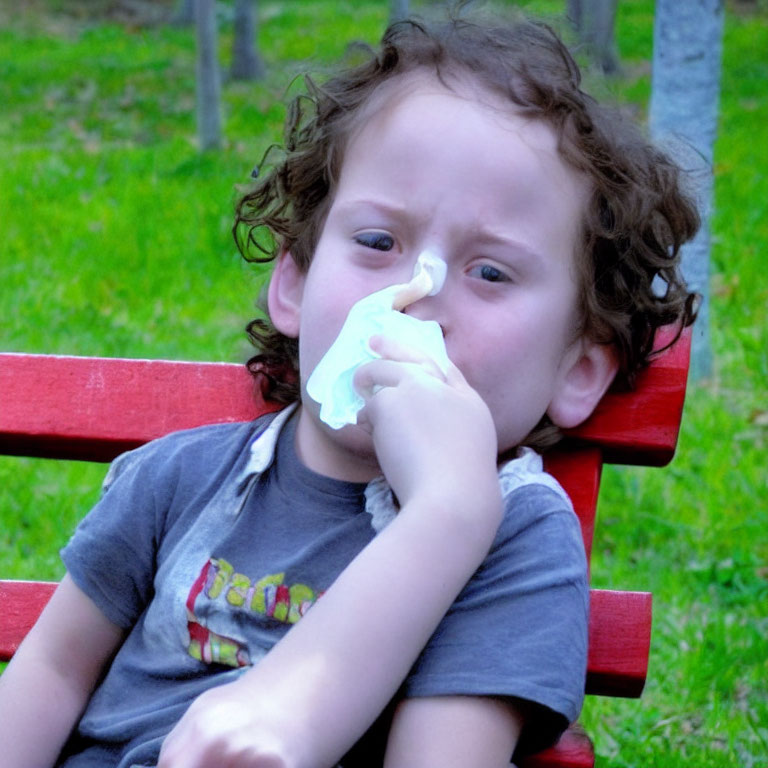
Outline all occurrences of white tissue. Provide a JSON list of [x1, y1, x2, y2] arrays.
[[306, 251, 450, 429]]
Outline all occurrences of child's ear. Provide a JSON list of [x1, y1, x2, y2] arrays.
[[547, 339, 619, 429], [267, 250, 306, 339]]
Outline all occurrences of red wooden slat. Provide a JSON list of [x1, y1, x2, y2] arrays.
[[0, 580, 57, 661], [0, 354, 279, 462], [520, 723, 594, 768], [0, 581, 651, 698], [0, 326, 689, 465], [544, 449, 601, 565], [586, 589, 652, 697]]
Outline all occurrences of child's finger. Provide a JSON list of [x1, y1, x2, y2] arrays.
[[369, 334, 471, 392], [353, 357, 441, 401], [368, 334, 448, 381], [353, 358, 409, 400], [368, 333, 433, 364]]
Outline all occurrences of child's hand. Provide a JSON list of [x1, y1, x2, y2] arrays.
[[157, 679, 305, 768], [354, 334, 501, 520]]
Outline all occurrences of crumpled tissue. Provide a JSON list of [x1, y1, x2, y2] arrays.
[[306, 251, 450, 429]]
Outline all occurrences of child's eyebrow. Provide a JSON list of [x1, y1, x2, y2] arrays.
[[472, 230, 544, 264], [333, 198, 420, 240], [335, 199, 409, 219]]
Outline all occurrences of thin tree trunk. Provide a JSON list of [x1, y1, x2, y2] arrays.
[[390, 0, 409, 23], [569, 0, 620, 75], [649, 0, 724, 380], [566, 0, 582, 32], [172, 0, 195, 26], [230, 0, 265, 81], [584, 0, 620, 74], [195, 0, 222, 150]]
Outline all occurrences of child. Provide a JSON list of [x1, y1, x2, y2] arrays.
[[0, 10, 698, 768]]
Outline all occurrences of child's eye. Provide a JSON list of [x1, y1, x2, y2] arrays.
[[469, 264, 511, 283], [354, 232, 395, 251]]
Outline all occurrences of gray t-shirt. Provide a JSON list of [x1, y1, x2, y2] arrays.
[[57, 408, 588, 767]]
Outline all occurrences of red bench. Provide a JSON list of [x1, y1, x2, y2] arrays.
[[0, 327, 691, 767]]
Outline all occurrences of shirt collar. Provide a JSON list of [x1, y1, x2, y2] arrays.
[[234, 403, 398, 531], [234, 406, 560, 532], [238, 402, 298, 487]]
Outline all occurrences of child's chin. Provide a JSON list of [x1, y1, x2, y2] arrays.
[[329, 419, 376, 451], [324, 422, 382, 477]]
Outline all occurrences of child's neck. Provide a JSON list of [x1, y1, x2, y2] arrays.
[[292, 405, 382, 483]]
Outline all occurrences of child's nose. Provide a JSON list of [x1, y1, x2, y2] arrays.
[[402, 290, 446, 335]]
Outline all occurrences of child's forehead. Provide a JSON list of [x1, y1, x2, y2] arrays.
[[345, 69, 563, 170], [353, 69, 509, 130], [333, 71, 589, 256]]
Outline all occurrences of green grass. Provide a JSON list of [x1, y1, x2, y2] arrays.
[[1, 1, 766, 765]]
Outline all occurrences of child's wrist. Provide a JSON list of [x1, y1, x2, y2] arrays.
[[402, 475, 504, 534]]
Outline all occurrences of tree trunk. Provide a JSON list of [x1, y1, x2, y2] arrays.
[[390, 0, 409, 23], [171, 0, 195, 26], [567, 0, 582, 31], [568, 0, 620, 75], [195, 0, 222, 150], [649, 0, 724, 380], [230, 0, 265, 81]]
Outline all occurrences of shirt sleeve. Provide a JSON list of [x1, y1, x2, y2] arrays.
[[401, 483, 589, 756], [59, 418, 273, 632], [60, 443, 170, 629]]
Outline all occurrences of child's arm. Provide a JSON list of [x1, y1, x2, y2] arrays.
[[158, 342, 509, 767], [383, 695, 524, 768], [0, 574, 125, 767]]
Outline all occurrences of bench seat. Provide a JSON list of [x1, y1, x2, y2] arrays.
[[0, 327, 691, 767]]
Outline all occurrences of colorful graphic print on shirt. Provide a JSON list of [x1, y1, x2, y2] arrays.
[[185, 557, 324, 668]]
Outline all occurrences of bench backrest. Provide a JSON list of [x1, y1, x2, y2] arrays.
[[0, 328, 692, 766], [0, 330, 689, 467]]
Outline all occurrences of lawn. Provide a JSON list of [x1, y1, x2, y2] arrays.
[[0, 1, 766, 765]]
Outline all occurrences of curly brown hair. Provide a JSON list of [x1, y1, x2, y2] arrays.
[[233, 11, 699, 444]]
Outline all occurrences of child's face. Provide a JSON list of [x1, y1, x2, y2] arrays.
[[271, 75, 608, 480]]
